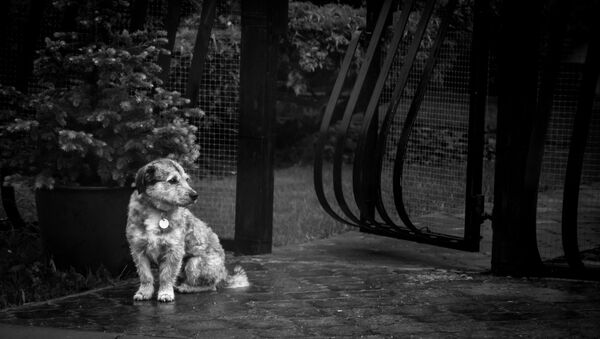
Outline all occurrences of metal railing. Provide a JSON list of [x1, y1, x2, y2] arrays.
[[314, 0, 488, 251]]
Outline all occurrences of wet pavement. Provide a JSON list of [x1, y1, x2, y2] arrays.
[[1, 231, 600, 338]]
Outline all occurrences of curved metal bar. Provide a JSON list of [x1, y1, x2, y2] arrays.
[[315, 0, 486, 252], [463, 0, 490, 250], [562, 31, 600, 270], [352, 0, 417, 226], [518, 0, 572, 270], [392, 0, 459, 230], [157, 0, 182, 85], [129, 0, 149, 32], [330, 0, 394, 225], [313, 32, 362, 226], [186, 0, 217, 107], [371, 0, 439, 231]]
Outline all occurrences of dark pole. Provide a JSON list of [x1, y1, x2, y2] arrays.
[[464, 0, 490, 251], [129, 0, 149, 32], [492, 0, 544, 275], [15, 0, 47, 93], [234, 0, 287, 254], [185, 0, 217, 105], [358, 0, 385, 226], [562, 19, 600, 270], [158, 0, 182, 86]]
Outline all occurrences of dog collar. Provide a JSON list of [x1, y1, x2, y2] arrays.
[[159, 216, 170, 229]]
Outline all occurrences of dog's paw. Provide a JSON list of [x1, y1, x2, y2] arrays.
[[157, 287, 175, 302], [133, 283, 154, 301]]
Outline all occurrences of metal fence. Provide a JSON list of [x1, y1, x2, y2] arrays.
[[147, 0, 240, 238], [316, 0, 599, 261], [537, 63, 600, 261], [0, 1, 241, 237], [379, 3, 473, 239], [378, 2, 600, 261], [313, 0, 482, 251], [2, 0, 598, 262]]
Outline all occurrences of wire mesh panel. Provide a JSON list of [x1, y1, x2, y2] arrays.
[[313, 0, 483, 251], [536, 63, 600, 262], [0, 1, 240, 236], [378, 1, 473, 237], [536, 63, 580, 260], [579, 96, 600, 262], [148, 0, 240, 238]]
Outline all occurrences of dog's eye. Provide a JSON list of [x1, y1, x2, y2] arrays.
[[168, 178, 179, 184]]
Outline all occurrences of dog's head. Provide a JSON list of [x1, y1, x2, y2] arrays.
[[135, 159, 199, 207]]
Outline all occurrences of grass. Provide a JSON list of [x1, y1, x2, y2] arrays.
[[188, 165, 352, 247], [272, 165, 351, 246]]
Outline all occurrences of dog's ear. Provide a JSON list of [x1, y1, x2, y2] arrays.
[[135, 165, 156, 194]]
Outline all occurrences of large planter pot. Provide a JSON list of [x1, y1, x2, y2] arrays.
[[35, 186, 134, 275]]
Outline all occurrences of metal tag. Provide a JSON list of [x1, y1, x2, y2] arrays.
[[159, 218, 170, 229]]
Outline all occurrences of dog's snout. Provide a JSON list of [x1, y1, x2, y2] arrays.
[[189, 191, 199, 201]]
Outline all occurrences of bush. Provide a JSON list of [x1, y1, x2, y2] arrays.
[[0, 1, 203, 188], [173, 1, 364, 96], [284, 2, 365, 96]]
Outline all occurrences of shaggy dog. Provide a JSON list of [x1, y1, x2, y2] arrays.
[[126, 158, 248, 302]]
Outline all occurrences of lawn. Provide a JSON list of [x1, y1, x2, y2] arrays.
[[272, 165, 352, 246], [188, 165, 351, 247]]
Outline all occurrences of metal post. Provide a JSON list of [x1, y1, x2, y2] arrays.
[[562, 19, 600, 270], [129, 0, 149, 32], [464, 0, 490, 252], [157, 0, 182, 86], [358, 0, 385, 226], [185, 0, 217, 106], [492, 0, 544, 275], [234, 0, 287, 254]]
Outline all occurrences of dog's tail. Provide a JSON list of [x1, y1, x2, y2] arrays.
[[225, 265, 250, 288]]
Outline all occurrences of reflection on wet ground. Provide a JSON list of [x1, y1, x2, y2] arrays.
[[1, 232, 599, 337]]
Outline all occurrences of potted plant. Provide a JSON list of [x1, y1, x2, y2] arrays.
[[0, 7, 203, 275]]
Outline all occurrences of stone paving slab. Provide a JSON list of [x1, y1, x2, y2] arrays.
[[1, 231, 600, 338], [0, 324, 157, 339]]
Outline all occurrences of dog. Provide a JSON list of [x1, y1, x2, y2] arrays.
[[126, 158, 249, 302]]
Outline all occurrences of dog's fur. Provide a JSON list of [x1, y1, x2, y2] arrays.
[[126, 158, 249, 302]]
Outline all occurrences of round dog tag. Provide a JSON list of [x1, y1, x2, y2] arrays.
[[159, 218, 170, 229]]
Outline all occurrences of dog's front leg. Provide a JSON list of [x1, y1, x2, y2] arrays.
[[157, 249, 184, 302], [132, 251, 154, 301]]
